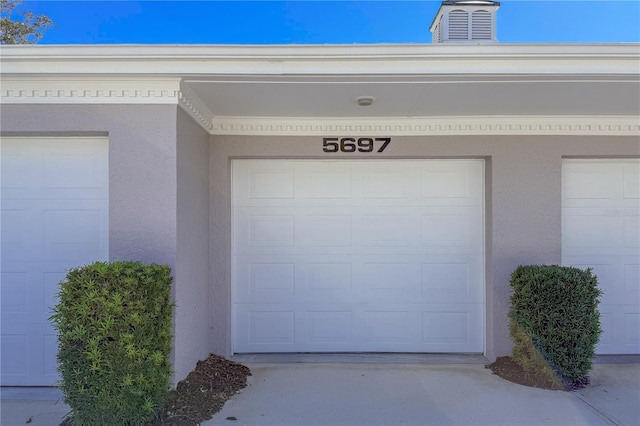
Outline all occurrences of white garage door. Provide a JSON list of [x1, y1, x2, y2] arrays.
[[233, 160, 484, 353], [562, 159, 640, 354], [1, 137, 109, 385]]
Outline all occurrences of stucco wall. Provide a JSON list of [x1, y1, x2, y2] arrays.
[[3, 102, 638, 366], [209, 134, 640, 360], [175, 108, 211, 381], [1, 104, 179, 266], [0, 104, 190, 378]]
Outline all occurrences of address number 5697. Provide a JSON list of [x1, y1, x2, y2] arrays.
[[322, 137, 391, 153]]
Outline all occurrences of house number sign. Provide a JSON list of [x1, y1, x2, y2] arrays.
[[322, 137, 391, 153]]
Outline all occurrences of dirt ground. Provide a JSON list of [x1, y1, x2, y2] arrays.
[[486, 356, 594, 391], [486, 356, 566, 390], [147, 354, 251, 426]]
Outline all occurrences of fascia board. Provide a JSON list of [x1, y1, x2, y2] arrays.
[[2, 43, 636, 58], [1, 44, 638, 77]]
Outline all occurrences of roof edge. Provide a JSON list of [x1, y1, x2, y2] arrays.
[[1, 43, 639, 58], [1, 44, 638, 77]]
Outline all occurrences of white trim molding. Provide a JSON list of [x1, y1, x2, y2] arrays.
[[209, 116, 640, 136], [178, 84, 215, 132], [1, 77, 182, 104]]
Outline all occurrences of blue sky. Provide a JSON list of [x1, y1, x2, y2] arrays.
[[21, 1, 640, 44]]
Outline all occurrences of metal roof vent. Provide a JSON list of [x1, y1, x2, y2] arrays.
[[429, 1, 500, 44]]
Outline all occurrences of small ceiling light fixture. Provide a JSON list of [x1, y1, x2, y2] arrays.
[[356, 96, 376, 107]]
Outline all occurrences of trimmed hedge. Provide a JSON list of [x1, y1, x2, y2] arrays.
[[51, 261, 174, 425], [509, 265, 602, 387]]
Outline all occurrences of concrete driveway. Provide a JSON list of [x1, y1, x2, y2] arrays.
[[2, 356, 638, 426], [206, 356, 640, 426]]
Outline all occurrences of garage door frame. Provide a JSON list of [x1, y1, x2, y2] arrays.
[[231, 158, 486, 354]]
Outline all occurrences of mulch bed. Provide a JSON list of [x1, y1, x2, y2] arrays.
[[147, 354, 251, 426], [486, 356, 590, 391]]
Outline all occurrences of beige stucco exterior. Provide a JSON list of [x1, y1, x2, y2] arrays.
[[208, 134, 640, 360], [3, 104, 639, 380], [2, 104, 212, 382]]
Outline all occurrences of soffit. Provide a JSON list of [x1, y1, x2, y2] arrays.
[[182, 76, 639, 118]]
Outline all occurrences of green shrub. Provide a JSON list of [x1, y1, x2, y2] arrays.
[[509, 320, 563, 389], [51, 261, 174, 425], [508, 265, 602, 388]]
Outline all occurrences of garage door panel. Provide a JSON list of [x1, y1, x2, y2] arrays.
[[0, 207, 31, 260], [353, 261, 423, 304], [234, 302, 483, 353], [359, 260, 420, 294], [1, 137, 108, 385], [563, 161, 626, 202], [421, 170, 467, 199], [0, 143, 33, 192], [235, 258, 356, 304], [1, 268, 46, 324], [243, 165, 295, 200], [303, 214, 353, 247], [2, 200, 107, 263], [235, 254, 482, 305], [1, 139, 107, 200], [2, 267, 72, 324], [624, 216, 639, 247], [40, 150, 107, 191], [624, 263, 640, 294], [564, 213, 639, 257], [235, 255, 350, 303], [624, 312, 640, 344], [423, 311, 470, 345], [233, 159, 484, 353], [42, 207, 107, 262], [307, 311, 353, 343], [423, 303, 483, 345], [233, 160, 483, 208], [421, 213, 468, 247], [0, 325, 59, 386], [598, 312, 615, 348], [563, 210, 618, 250], [235, 206, 482, 256], [420, 161, 483, 202], [564, 170, 618, 200], [360, 212, 419, 247], [249, 262, 296, 298], [564, 159, 640, 208], [1, 271, 29, 314], [303, 169, 354, 199], [1, 334, 30, 377], [596, 310, 640, 354], [563, 159, 640, 354], [422, 257, 484, 303], [362, 168, 417, 200], [248, 309, 297, 345]]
